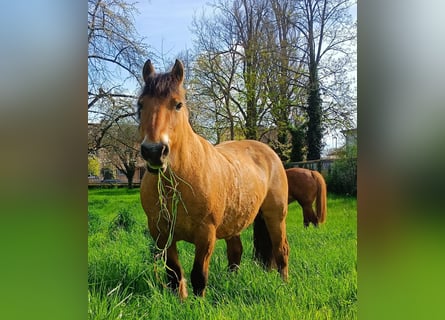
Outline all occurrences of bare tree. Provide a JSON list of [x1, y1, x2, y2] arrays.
[[88, 0, 156, 187], [188, 0, 356, 161], [233, 0, 272, 139], [295, 0, 356, 159], [262, 0, 306, 160], [191, 0, 272, 140], [87, 95, 137, 154], [190, 50, 242, 142], [88, 0, 149, 109], [88, 0, 152, 166], [191, 0, 306, 159], [101, 116, 141, 188]]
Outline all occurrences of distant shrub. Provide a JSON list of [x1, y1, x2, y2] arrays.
[[326, 145, 357, 196], [88, 155, 100, 177]]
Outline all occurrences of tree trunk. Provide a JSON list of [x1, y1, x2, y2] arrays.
[[127, 174, 134, 189], [245, 60, 258, 140], [125, 165, 135, 189]]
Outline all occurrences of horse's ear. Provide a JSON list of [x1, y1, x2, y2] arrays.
[[143, 59, 155, 83], [171, 59, 184, 83]]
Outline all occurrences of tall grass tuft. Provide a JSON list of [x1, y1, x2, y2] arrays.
[[88, 211, 102, 235], [108, 208, 137, 240]]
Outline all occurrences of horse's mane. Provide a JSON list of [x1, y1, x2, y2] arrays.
[[137, 72, 181, 119]]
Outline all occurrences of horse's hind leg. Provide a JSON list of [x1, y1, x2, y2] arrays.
[[226, 235, 243, 271], [302, 206, 310, 227], [191, 226, 216, 297], [166, 242, 188, 300], [262, 214, 289, 281], [302, 204, 318, 227], [253, 213, 274, 269]]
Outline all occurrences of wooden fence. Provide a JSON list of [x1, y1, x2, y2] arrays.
[[285, 158, 336, 175], [88, 181, 141, 188]]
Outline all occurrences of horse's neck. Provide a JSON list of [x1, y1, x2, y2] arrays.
[[170, 124, 212, 173]]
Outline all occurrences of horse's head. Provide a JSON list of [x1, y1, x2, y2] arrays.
[[137, 59, 188, 173]]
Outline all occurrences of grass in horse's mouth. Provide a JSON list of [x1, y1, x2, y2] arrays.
[[154, 167, 191, 265]]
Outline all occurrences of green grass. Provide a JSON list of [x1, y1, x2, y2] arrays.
[[88, 188, 356, 319]]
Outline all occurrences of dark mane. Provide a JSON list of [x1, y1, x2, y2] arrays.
[[137, 72, 180, 119]]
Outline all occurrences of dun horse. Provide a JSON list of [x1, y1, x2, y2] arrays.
[[286, 167, 327, 227], [138, 59, 289, 300]]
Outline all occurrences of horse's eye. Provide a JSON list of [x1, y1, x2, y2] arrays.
[[175, 102, 183, 111]]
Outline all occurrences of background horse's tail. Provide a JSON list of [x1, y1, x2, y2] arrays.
[[312, 171, 327, 224], [253, 212, 273, 269]]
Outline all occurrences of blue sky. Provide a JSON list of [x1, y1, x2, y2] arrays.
[[135, 0, 210, 57], [133, 0, 356, 152], [135, 0, 356, 58]]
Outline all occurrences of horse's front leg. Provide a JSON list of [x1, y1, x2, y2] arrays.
[[191, 226, 216, 297], [226, 235, 243, 271], [166, 242, 188, 300]]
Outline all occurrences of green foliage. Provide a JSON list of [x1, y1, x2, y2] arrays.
[[289, 125, 306, 162], [88, 189, 357, 319], [326, 145, 357, 196], [88, 156, 100, 177], [306, 82, 323, 160]]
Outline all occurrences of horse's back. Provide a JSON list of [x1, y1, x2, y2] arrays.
[[286, 167, 316, 199], [216, 140, 282, 170], [216, 140, 287, 189], [217, 140, 288, 203]]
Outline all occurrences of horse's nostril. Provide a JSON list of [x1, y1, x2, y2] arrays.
[[140, 143, 150, 160], [161, 144, 169, 157], [140, 142, 169, 166]]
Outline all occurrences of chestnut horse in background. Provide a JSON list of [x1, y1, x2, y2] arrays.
[[286, 167, 327, 227], [138, 59, 289, 300]]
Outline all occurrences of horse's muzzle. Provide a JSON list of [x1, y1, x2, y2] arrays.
[[140, 142, 169, 170]]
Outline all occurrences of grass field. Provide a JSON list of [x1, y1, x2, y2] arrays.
[[88, 188, 357, 319]]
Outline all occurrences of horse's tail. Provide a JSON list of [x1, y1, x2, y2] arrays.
[[253, 212, 273, 269], [312, 171, 327, 224]]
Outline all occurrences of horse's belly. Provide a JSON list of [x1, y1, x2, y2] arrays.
[[216, 207, 259, 239], [215, 182, 266, 239]]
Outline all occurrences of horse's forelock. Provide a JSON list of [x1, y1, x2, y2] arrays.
[[137, 72, 183, 120], [143, 72, 181, 98]]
